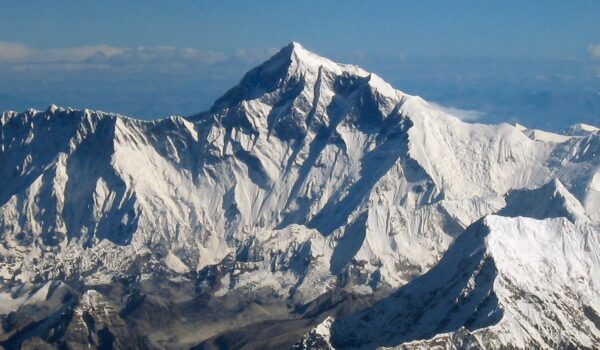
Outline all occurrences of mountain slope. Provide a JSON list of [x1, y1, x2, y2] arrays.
[[298, 216, 600, 349]]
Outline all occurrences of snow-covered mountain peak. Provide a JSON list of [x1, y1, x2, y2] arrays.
[[498, 178, 589, 224], [283, 42, 401, 98], [47, 104, 60, 113], [202, 42, 409, 144], [283, 41, 368, 76], [565, 122, 599, 136]]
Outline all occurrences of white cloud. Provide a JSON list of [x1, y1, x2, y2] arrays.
[[234, 47, 279, 63], [0, 42, 124, 63], [0, 42, 36, 61], [430, 102, 485, 121], [104, 46, 229, 66], [45, 45, 124, 62], [589, 44, 600, 60], [0, 42, 278, 70]]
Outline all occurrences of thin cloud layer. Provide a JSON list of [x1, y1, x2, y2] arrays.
[[429, 102, 485, 122], [589, 44, 600, 60], [0, 42, 277, 70], [0, 42, 123, 63], [0, 42, 35, 60]]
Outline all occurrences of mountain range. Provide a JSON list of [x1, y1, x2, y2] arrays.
[[0, 42, 599, 349]]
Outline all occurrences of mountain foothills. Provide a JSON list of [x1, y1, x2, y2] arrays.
[[0, 43, 599, 349]]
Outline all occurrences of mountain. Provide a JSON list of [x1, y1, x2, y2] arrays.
[[565, 123, 600, 137], [498, 178, 589, 223], [0, 42, 599, 349], [297, 215, 600, 349]]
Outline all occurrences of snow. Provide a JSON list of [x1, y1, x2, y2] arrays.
[[513, 122, 528, 132], [301, 215, 600, 349], [287, 41, 368, 78], [499, 178, 589, 224], [0, 290, 29, 314], [565, 123, 599, 136], [164, 252, 190, 273], [525, 128, 572, 143]]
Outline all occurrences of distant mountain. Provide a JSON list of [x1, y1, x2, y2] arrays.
[[0, 42, 598, 349]]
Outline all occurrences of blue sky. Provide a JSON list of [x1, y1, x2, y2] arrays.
[[1, 1, 599, 130]]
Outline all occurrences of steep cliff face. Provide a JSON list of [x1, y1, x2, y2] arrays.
[[0, 43, 598, 349]]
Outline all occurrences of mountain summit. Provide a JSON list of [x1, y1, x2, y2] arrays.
[[0, 43, 599, 349], [204, 41, 402, 143]]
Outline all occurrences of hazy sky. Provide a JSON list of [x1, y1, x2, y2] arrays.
[[1, 1, 599, 130]]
